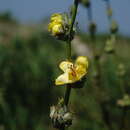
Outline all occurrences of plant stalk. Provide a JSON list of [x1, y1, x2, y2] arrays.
[[61, 1, 79, 130], [64, 0, 79, 107], [59, 1, 79, 130]]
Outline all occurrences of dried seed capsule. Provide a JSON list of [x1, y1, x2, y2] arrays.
[[50, 104, 73, 129]]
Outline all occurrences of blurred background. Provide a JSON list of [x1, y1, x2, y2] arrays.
[[0, 0, 130, 130]]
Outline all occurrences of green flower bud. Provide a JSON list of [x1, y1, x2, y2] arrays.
[[117, 63, 126, 77], [107, 8, 113, 17], [79, 0, 91, 8], [110, 20, 118, 34], [88, 22, 97, 36], [104, 35, 116, 53]]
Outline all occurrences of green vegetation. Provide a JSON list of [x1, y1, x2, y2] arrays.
[[0, 22, 130, 129], [0, 11, 130, 129], [0, 12, 17, 23]]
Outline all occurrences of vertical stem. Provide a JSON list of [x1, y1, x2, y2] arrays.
[[64, 85, 72, 106], [69, 0, 79, 35], [119, 77, 126, 95], [61, 1, 79, 130], [87, 5, 93, 22], [104, 0, 114, 35], [64, 0, 79, 106], [105, 0, 112, 22], [66, 40, 71, 61]]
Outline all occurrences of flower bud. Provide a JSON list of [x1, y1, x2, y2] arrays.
[[88, 22, 97, 36], [104, 35, 116, 53], [117, 63, 126, 77], [107, 8, 113, 17], [79, 0, 91, 8], [110, 20, 118, 34]]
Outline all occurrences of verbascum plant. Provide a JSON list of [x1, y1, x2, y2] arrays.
[[103, 0, 118, 54], [116, 63, 129, 130], [48, 0, 89, 130]]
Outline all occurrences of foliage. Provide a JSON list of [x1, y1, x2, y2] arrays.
[[0, 28, 130, 130], [0, 12, 17, 23]]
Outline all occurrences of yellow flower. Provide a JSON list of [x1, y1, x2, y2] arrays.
[[48, 13, 76, 41], [50, 14, 63, 23], [55, 56, 88, 85], [48, 23, 63, 36], [48, 13, 64, 36]]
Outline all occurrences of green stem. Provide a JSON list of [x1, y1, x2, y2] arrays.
[[105, 0, 112, 22], [64, 0, 79, 106], [64, 86, 72, 106], [69, 0, 79, 36], [66, 40, 71, 61], [59, 1, 79, 130]]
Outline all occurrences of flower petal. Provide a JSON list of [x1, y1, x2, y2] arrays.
[[55, 73, 69, 85], [59, 61, 73, 72], [52, 24, 63, 35], [76, 65, 87, 80], [76, 56, 88, 69]]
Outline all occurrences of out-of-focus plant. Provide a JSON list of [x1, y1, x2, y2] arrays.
[[0, 33, 66, 130], [0, 12, 17, 23]]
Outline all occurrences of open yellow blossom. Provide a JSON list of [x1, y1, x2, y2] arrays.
[[48, 13, 64, 36], [55, 56, 88, 85]]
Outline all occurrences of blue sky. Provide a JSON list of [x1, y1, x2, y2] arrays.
[[0, 0, 130, 35]]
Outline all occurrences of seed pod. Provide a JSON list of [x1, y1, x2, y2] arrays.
[[50, 105, 73, 129]]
